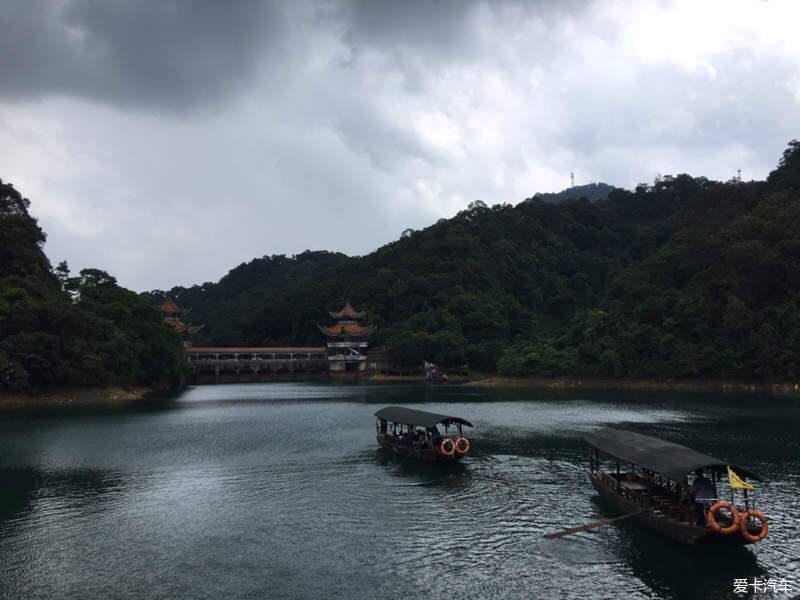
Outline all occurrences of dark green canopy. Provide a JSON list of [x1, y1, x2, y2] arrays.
[[374, 406, 473, 428], [585, 429, 759, 482]]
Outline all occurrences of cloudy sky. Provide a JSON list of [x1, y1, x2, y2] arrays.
[[2, 0, 799, 291]]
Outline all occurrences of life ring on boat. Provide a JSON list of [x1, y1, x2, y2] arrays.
[[739, 510, 768, 542], [454, 437, 470, 455], [440, 438, 455, 457], [707, 502, 740, 534]]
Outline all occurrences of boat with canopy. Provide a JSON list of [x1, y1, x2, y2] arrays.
[[374, 406, 473, 462], [585, 429, 768, 546]]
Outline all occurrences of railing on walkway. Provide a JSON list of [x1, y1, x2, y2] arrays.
[[187, 347, 328, 379]]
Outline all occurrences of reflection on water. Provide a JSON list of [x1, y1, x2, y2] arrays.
[[0, 383, 798, 600], [615, 518, 763, 600]]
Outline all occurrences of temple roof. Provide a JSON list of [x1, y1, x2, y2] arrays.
[[166, 321, 204, 335], [160, 298, 181, 314], [164, 319, 187, 333], [329, 301, 366, 320], [318, 322, 376, 337], [161, 297, 202, 335]]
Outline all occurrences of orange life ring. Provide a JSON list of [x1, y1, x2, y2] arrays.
[[440, 438, 455, 457], [455, 437, 470, 455], [707, 502, 740, 534], [740, 510, 768, 542]]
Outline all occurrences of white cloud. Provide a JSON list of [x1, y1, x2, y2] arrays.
[[1, 0, 799, 290]]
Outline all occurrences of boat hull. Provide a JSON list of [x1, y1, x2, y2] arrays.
[[590, 472, 755, 547], [377, 435, 466, 462]]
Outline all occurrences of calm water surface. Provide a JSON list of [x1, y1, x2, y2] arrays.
[[1, 383, 798, 600]]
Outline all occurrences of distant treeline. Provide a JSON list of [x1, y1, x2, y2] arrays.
[[523, 181, 616, 204], [0, 181, 185, 392], [148, 141, 800, 382]]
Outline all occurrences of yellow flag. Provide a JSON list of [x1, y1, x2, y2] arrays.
[[728, 466, 754, 490]]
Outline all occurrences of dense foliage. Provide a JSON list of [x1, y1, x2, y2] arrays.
[[0, 181, 186, 392], [526, 182, 616, 204], [146, 251, 350, 346], [149, 140, 799, 380]]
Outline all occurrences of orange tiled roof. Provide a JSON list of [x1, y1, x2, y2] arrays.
[[329, 301, 366, 320], [164, 319, 186, 332], [161, 298, 180, 314], [319, 322, 375, 337]]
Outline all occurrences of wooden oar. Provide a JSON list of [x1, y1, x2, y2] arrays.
[[544, 508, 650, 540]]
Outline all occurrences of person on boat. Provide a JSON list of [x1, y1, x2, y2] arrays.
[[692, 469, 715, 523], [679, 479, 692, 504], [410, 429, 422, 447], [430, 426, 442, 445], [420, 430, 431, 449]]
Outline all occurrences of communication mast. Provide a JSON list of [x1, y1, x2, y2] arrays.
[[570, 172, 574, 188]]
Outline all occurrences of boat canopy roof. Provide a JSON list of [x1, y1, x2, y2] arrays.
[[585, 429, 759, 482], [374, 406, 473, 428]]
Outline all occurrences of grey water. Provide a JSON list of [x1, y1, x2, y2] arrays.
[[1, 383, 798, 600]]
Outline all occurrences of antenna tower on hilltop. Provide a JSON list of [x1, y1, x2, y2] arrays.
[[570, 172, 574, 188]]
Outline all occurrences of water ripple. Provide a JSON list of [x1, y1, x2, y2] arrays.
[[1, 385, 799, 600]]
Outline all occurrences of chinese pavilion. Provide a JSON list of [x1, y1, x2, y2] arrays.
[[160, 298, 204, 345], [319, 302, 375, 371]]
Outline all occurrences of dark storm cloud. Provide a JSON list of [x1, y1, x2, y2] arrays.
[[0, 0, 282, 110], [2, 0, 799, 291], [0, 0, 587, 110], [336, 0, 480, 59], [327, 0, 590, 93], [336, 0, 587, 52]]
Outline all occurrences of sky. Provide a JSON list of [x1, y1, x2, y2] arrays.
[[2, 0, 800, 292]]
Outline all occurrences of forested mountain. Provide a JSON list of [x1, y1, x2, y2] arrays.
[[149, 141, 800, 381], [0, 182, 186, 392], [523, 182, 616, 204], [146, 251, 350, 346]]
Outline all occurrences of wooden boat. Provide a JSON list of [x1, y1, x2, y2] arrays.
[[375, 406, 472, 462], [586, 429, 769, 546]]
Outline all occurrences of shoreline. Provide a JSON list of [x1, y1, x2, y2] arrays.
[[460, 376, 800, 395], [2, 376, 798, 409], [0, 386, 155, 411], [367, 373, 800, 395]]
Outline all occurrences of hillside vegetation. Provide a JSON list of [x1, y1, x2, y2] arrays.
[[523, 182, 616, 204], [0, 182, 186, 392], [150, 141, 800, 382]]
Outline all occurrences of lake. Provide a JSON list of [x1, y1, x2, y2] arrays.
[[1, 383, 798, 600]]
